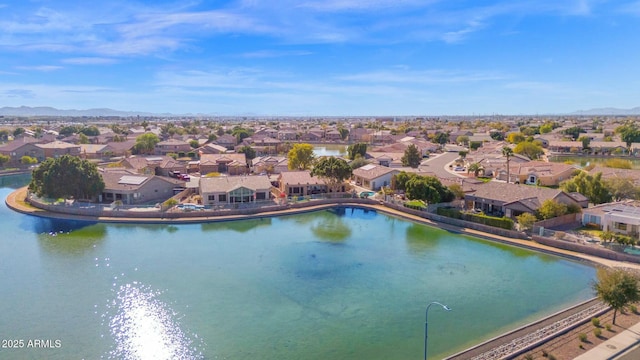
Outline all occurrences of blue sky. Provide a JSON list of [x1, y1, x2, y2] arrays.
[[1, 0, 639, 116]]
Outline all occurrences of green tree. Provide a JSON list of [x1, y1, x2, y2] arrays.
[[606, 178, 640, 201], [338, 127, 349, 140], [189, 139, 200, 149], [593, 268, 640, 324], [13, 127, 25, 137], [401, 144, 421, 168], [29, 155, 105, 200], [562, 126, 586, 141], [490, 131, 505, 141], [432, 132, 450, 145], [405, 175, 454, 204], [134, 133, 160, 155], [578, 136, 591, 150], [516, 213, 537, 231], [20, 156, 38, 165], [78, 126, 100, 136], [502, 146, 514, 184], [467, 162, 484, 177], [0, 129, 10, 142], [513, 141, 544, 160], [350, 155, 369, 170], [311, 157, 352, 193], [238, 145, 256, 164], [561, 171, 612, 205], [507, 132, 525, 144], [456, 135, 469, 146], [347, 143, 367, 160], [0, 153, 10, 167], [458, 151, 468, 160], [539, 123, 553, 134], [536, 199, 567, 220], [78, 133, 90, 144], [616, 122, 640, 149], [232, 126, 252, 142], [288, 143, 315, 170], [448, 183, 465, 199]]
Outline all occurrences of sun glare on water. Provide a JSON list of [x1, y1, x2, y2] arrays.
[[107, 283, 204, 360]]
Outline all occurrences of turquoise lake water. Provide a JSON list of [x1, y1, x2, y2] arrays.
[[0, 174, 596, 359]]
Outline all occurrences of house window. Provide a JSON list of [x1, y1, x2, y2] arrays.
[[616, 223, 627, 231], [219, 194, 227, 202], [256, 192, 266, 200], [208, 195, 215, 201]]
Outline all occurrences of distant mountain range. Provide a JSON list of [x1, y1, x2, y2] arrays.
[[1, 105, 639, 117], [0, 106, 179, 117]]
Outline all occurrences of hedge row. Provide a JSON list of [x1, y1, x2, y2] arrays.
[[436, 207, 514, 230]]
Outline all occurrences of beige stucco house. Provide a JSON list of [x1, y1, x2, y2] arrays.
[[199, 175, 272, 205]]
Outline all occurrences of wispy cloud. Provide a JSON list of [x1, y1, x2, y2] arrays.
[[616, 1, 640, 15], [240, 50, 313, 58], [16, 65, 63, 72], [4, 89, 36, 99], [338, 69, 507, 84], [0, 0, 609, 59], [61, 57, 118, 65]]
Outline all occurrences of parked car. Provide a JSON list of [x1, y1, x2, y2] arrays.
[[179, 174, 190, 181]]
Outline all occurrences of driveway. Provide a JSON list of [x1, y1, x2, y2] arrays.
[[418, 151, 465, 179]]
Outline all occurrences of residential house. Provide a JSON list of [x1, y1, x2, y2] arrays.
[[300, 131, 323, 142], [589, 166, 640, 186], [325, 129, 342, 142], [200, 175, 272, 205], [348, 128, 370, 143], [155, 157, 188, 177], [0, 137, 45, 163], [155, 139, 191, 156], [278, 171, 331, 197], [351, 164, 399, 190], [278, 129, 298, 141], [214, 134, 237, 150], [506, 161, 577, 186], [198, 143, 228, 155], [581, 201, 640, 241], [199, 153, 248, 175], [79, 144, 113, 159], [36, 141, 81, 159], [100, 169, 184, 205], [242, 136, 281, 155], [252, 156, 288, 174], [464, 182, 580, 219], [105, 140, 136, 157]]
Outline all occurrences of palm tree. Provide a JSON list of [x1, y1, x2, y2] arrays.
[[467, 162, 484, 177], [502, 146, 514, 183]]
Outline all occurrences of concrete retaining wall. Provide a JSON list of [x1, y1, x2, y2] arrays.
[[532, 235, 640, 264], [385, 202, 529, 240]]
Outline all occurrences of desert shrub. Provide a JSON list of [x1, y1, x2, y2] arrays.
[[605, 324, 612, 331], [630, 304, 638, 314], [591, 317, 600, 327], [594, 328, 602, 338], [579, 333, 588, 342]]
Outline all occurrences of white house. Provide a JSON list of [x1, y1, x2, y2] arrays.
[[351, 164, 399, 191], [581, 201, 640, 240]]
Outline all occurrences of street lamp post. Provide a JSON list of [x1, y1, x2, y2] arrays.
[[425, 301, 451, 360]]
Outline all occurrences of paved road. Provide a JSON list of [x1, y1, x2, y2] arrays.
[[418, 151, 464, 179]]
